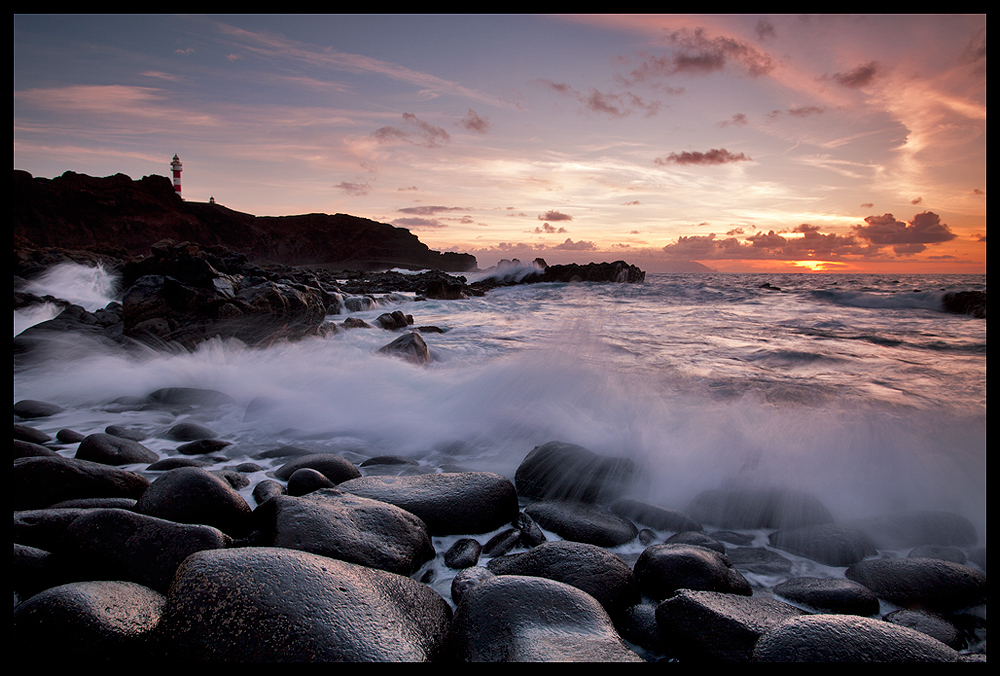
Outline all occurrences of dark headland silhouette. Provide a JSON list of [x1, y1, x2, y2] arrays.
[[13, 169, 478, 273]]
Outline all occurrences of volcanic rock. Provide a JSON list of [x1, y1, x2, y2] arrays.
[[254, 490, 435, 575], [844, 557, 987, 612], [655, 589, 808, 662], [486, 540, 640, 617], [752, 614, 960, 662], [337, 472, 519, 535], [13, 580, 166, 662], [515, 441, 639, 504], [154, 547, 452, 661], [768, 523, 878, 566], [75, 433, 158, 466], [13, 456, 150, 511], [448, 575, 643, 662], [634, 543, 752, 601], [686, 487, 834, 530], [772, 576, 881, 616], [63, 508, 232, 593], [135, 466, 254, 538], [523, 499, 638, 548]]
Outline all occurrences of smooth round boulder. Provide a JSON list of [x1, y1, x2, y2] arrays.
[[448, 575, 643, 662], [768, 523, 878, 566], [773, 576, 881, 616], [610, 497, 702, 532], [686, 487, 834, 530], [285, 467, 335, 496], [515, 441, 638, 503], [655, 589, 808, 663], [634, 543, 751, 601], [273, 453, 362, 485], [155, 547, 452, 661], [13, 456, 150, 511], [337, 472, 518, 535], [752, 614, 960, 662], [724, 546, 794, 575], [64, 508, 232, 593], [486, 540, 640, 617], [845, 557, 987, 612], [445, 538, 482, 569], [135, 466, 253, 537], [14, 399, 65, 419], [13, 580, 165, 661], [255, 491, 435, 575], [523, 499, 638, 547], [75, 433, 159, 466], [847, 510, 979, 548], [163, 422, 218, 442]]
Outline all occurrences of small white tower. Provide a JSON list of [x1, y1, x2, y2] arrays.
[[170, 154, 183, 198]]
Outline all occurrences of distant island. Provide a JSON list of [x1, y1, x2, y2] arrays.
[[13, 170, 477, 273]]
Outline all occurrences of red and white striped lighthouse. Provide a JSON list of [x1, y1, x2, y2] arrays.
[[170, 154, 183, 198]]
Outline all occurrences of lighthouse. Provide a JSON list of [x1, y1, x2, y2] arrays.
[[170, 154, 183, 198]]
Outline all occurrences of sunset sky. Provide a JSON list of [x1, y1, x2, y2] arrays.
[[14, 14, 986, 273]]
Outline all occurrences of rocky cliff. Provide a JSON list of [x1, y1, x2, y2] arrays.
[[13, 170, 477, 273]]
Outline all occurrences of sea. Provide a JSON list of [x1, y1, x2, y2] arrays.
[[13, 262, 987, 614]]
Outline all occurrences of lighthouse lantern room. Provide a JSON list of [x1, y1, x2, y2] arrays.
[[170, 154, 183, 198]]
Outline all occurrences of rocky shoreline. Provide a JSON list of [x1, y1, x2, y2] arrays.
[[13, 252, 987, 663]]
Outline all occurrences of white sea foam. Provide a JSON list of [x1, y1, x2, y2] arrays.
[[14, 270, 987, 556]]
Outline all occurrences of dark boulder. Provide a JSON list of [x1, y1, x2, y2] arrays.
[[486, 540, 640, 617], [285, 467, 336, 496], [336, 472, 519, 535], [15, 424, 52, 444], [450, 566, 495, 606], [515, 441, 639, 504], [882, 609, 967, 650], [523, 499, 638, 548], [75, 433, 159, 466], [724, 546, 794, 575], [665, 530, 725, 553], [752, 614, 959, 662], [377, 331, 431, 364], [13, 456, 150, 511], [163, 422, 218, 442], [14, 399, 65, 419], [686, 487, 834, 530], [254, 491, 435, 576], [773, 576, 881, 616], [448, 575, 643, 662], [135, 466, 254, 538], [13, 581, 165, 662], [539, 261, 645, 284], [845, 557, 987, 612], [15, 438, 60, 459], [655, 589, 808, 662], [445, 538, 482, 569], [272, 453, 362, 485], [847, 510, 979, 548], [634, 543, 752, 601], [64, 508, 231, 593], [154, 547, 452, 661], [610, 497, 702, 532], [941, 290, 985, 318], [768, 523, 878, 566]]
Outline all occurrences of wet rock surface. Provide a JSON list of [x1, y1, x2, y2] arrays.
[[11, 421, 989, 661]]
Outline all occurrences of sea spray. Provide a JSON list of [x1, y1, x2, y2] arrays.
[[13, 269, 986, 546]]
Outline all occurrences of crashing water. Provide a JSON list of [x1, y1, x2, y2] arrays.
[[13, 263, 987, 606]]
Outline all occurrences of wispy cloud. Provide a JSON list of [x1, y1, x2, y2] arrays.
[[215, 22, 500, 106]]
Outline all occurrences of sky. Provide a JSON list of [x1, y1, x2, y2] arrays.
[[13, 14, 986, 273]]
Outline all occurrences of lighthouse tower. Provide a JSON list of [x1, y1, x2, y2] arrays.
[[170, 154, 183, 198]]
